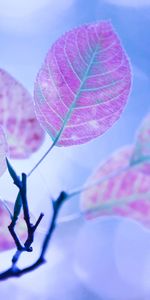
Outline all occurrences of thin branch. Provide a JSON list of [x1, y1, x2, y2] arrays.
[[0, 191, 67, 280], [33, 213, 45, 231], [0, 257, 45, 279], [20, 173, 30, 228], [40, 191, 67, 259], [0, 158, 133, 280], [5, 159, 44, 265], [8, 222, 24, 251]]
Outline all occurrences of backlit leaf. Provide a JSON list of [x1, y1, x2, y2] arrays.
[[0, 68, 45, 159], [0, 126, 7, 177], [130, 113, 150, 174], [34, 21, 131, 146], [81, 146, 150, 227], [0, 200, 27, 251]]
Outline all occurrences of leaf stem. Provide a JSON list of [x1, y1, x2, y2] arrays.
[[67, 164, 131, 200], [27, 143, 55, 177], [27, 130, 63, 177]]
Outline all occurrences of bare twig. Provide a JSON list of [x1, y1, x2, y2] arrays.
[[8, 221, 24, 251], [0, 191, 67, 280], [3, 159, 44, 266], [0, 156, 131, 280]]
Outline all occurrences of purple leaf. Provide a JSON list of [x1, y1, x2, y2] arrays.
[[34, 21, 131, 146], [80, 146, 150, 227], [0, 126, 7, 177], [0, 68, 45, 159], [130, 113, 150, 174]]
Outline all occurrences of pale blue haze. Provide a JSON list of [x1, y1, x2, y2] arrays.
[[0, 1, 150, 299]]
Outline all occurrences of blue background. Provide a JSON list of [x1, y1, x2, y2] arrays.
[[0, 0, 150, 299]]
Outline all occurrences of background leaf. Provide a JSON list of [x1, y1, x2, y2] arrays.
[[0, 126, 7, 177], [80, 146, 150, 227], [34, 21, 131, 147], [0, 200, 27, 251], [0, 68, 45, 159], [130, 113, 150, 174]]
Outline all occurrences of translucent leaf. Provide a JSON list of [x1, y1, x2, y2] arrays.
[[0, 68, 45, 159], [131, 114, 150, 174], [34, 21, 131, 146], [130, 113, 150, 174], [81, 146, 150, 227], [0, 200, 27, 251], [134, 114, 150, 157], [0, 126, 7, 177]]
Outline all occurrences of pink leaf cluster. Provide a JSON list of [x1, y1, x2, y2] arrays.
[[131, 113, 150, 174], [34, 21, 131, 146], [0, 69, 45, 159], [0, 200, 27, 251], [81, 146, 150, 227]]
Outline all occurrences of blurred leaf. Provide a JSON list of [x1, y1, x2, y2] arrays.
[[130, 113, 150, 174], [0, 126, 8, 177], [2, 200, 13, 219], [0, 68, 45, 159], [81, 146, 150, 227], [34, 21, 131, 147]]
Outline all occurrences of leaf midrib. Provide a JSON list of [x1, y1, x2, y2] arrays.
[[53, 44, 100, 144], [84, 190, 150, 214]]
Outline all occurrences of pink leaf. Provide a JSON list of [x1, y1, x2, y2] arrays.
[[0, 69, 45, 159], [0, 200, 27, 251], [34, 21, 131, 146], [130, 113, 150, 174], [80, 146, 150, 227], [0, 126, 8, 177]]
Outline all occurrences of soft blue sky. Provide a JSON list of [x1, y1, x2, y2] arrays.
[[0, 1, 150, 299]]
